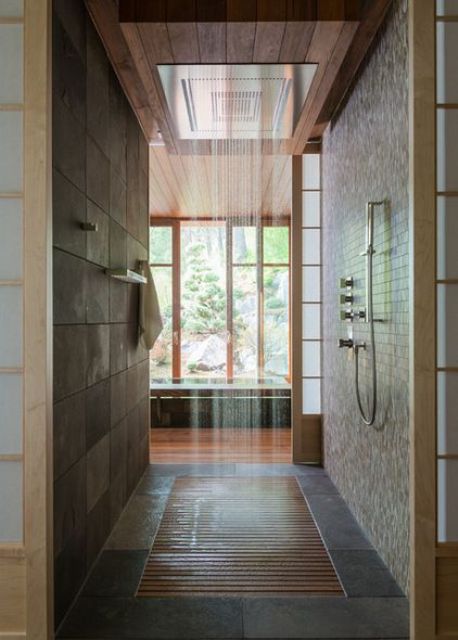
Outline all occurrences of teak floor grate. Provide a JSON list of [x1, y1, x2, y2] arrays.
[[137, 476, 344, 597]]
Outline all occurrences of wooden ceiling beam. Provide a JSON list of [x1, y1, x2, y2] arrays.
[[291, 20, 359, 154], [119, 0, 365, 22], [314, 0, 393, 129], [120, 22, 178, 151], [85, 0, 158, 141]]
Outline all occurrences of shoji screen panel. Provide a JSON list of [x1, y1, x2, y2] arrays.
[[436, 3, 458, 637], [0, 0, 24, 544], [302, 154, 322, 416], [291, 152, 322, 464]]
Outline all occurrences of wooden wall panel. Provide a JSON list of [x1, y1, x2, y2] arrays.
[[437, 558, 458, 637], [0, 556, 26, 635], [408, 0, 436, 638]]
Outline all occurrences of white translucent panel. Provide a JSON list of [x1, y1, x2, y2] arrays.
[[437, 0, 458, 16], [0, 461, 22, 541], [438, 372, 458, 454], [437, 109, 458, 192], [302, 229, 320, 265], [302, 378, 321, 414], [302, 266, 320, 302], [302, 303, 321, 339], [0, 25, 23, 103], [0, 286, 22, 368], [437, 196, 458, 279], [0, 0, 23, 17], [0, 373, 22, 454], [302, 154, 320, 190], [0, 111, 22, 192], [302, 191, 320, 227], [437, 23, 458, 103], [437, 284, 458, 367], [438, 459, 458, 542], [302, 341, 321, 377], [0, 199, 22, 280]]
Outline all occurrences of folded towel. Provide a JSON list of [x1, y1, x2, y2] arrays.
[[139, 262, 163, 350]]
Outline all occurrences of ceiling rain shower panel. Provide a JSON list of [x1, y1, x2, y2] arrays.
[[157, 64, 317, 140]]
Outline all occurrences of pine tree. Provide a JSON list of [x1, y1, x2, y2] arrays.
[[182, 242, 226, 334]]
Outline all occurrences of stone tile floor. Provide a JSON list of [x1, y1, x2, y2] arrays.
[[57, 463, 409, 640]]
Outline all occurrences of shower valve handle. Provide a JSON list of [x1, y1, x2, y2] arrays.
[[338, 338, 354, 349]]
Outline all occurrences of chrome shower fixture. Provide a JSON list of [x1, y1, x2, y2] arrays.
[[355, 200, 385, 426], [338, 200, 386, 427]]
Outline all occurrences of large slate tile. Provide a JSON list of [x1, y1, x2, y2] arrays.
[[110, 168, 127, 228], [104, 494, 165, 550], [54, 457, 86, 557], [83, 550, 148, 598], [330, 550, 404, 598], [57, 595, 243, 639], [54, 325, 87, 402], [126, 406, 141, 496], [87, 137, 109, 214], [86, 378, 110, 451], [110, 370, 127, 428], [296, 473, 339, 496], [86, 489, 111, 570], [109, 277, 128, 323], [242, 597, 409, 639], [110, 323, 128, 375], [138, 167, 149, 248], [138, 396, 150, 442], [86, 262, 109, 324], [52, 168, 87, 259], [53, 0, 86, 60], [86, 434, 110, 514], [110, 418, 127, 482], [126, 363, 138, 412], [53, 93, 86, 193], [127, 322, 148, 368], [86, 18, 109, 157], [306, 495, 373, 550], [110, 462, 127, 529], [54, 524, 86, 629], [109, 219, 127, 269], [53, 248, 87, 324], [109, 70, 127, 184], [86, 324, 110, 387], [54, 390, 86, 480], [53, 12, 86, 126], [86, 200, 109, 268], [136, 474, 175, 496]]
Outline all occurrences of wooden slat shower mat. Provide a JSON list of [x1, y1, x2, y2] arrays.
[[137, 476, 344, 597]]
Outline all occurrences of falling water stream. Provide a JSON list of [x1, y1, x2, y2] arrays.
[[180, 65, 292, 457]]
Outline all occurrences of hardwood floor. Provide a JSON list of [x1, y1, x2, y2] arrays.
[[150, 427, 292, 463]]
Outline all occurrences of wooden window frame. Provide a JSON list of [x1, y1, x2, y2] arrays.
[[149, 216, 291, 384]]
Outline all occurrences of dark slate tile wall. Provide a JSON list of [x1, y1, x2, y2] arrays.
[[321, 0, 409, 593], [52, 0, 150, 627]]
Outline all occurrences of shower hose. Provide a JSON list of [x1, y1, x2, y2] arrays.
[[354, 245, 377, 426]]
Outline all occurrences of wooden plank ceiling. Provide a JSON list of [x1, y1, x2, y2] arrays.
[[149, 147, 291, 218], [85, 0, 392, 217], [86, 0, 392, 155]]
